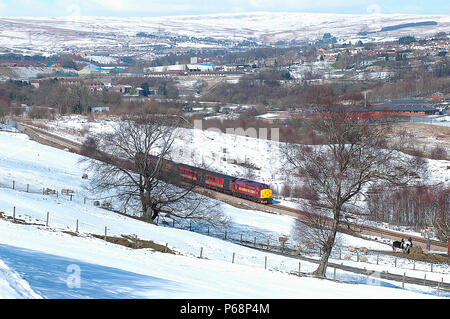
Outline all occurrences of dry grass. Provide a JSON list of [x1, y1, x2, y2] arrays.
[[387, 122, 450, 160], [91, 233, 175, 254], [0, 211, 174, 254], [380, 245, 449, 264], [391, 122, 450, 147], [394, 122, 450, 139]]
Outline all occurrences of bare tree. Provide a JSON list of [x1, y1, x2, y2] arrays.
[[82, 113, 229, 227], [283, 105, 426, 277]]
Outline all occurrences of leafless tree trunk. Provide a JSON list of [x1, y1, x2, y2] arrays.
[[81, 113, 230, 227], [283, 105, 427, 277]]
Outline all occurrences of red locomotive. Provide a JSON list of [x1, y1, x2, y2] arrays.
[[139, 153, 273, 204]]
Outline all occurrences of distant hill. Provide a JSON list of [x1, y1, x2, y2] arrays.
[[359, 21, 439, 35], [0, 13, 449, 55]]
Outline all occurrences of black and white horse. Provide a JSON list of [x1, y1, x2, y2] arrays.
[[392, 239, 411, 254]]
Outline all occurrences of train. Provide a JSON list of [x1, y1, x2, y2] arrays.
[[136, 153, 273, 204]]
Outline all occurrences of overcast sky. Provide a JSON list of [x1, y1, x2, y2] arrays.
[[0, 0, 449, 17]]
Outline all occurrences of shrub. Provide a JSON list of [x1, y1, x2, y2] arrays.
[[430, 145, 447, 160]]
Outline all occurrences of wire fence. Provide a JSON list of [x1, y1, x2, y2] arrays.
[[163, 216, 450, 275], [0, 176, 449, 292], [0, 178, 115, 208]]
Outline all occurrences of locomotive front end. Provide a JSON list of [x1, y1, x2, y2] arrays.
[[260, 187, 273, 204]]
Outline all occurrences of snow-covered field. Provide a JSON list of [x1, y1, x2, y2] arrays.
[[0, 123, 449, 299], [1, 12, 450, 55], [39, 115, 450, 191]]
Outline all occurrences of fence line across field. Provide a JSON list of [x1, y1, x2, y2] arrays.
[[3, 204, 449, 295], [0, 178, 117, 208], [1, 178, 449, 294], [2, 176, 448, 275]]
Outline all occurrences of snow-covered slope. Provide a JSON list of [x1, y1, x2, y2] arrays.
[[42, 115, 450, 193], [0, 128, 448, 299], [0, 12, 449, 55], [0, 259, 41, 299]]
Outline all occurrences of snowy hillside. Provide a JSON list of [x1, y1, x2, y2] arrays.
[[1, 12, 449, 55], [41, 115, 450, 193], [0, 123, 449, 299]]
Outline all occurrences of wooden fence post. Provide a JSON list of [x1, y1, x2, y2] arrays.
[[26, 184, 29, 193], [76, 219, 79, 233], [46, 212, 49, 227], [298, 262, 301, 276], [333, 268, 336, 281], [12, 181, 15, 190], [104, 226, 107, 240], [402, 273, 405, 289], [200, 247, 203, 259], [232, 252, 235, 264], [264, 256, 267, 270], [13, 206, 15, 222]]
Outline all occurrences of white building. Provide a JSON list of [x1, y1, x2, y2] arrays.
[[145, 63, 214, 73]]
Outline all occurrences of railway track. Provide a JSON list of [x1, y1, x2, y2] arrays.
[[11, 119, 449, 254], [271, 204, 448, 252]]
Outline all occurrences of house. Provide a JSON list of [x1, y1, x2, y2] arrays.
[[30, 80, 40, 89], [86, 81, 105, 93], [223, 65, 237, 72], [365, 99, 438, 116], [113, 84, 132, 94], [432, 92, 444, 101]]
